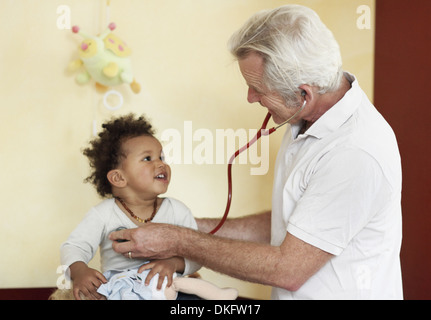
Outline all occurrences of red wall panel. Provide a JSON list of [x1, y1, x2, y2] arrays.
[[374, 0, 431, 300]]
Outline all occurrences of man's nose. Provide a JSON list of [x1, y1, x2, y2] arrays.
[[247, 87, 261, 104]]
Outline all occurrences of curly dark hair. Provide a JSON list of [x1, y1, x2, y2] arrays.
[[83, 113, 155, 198]]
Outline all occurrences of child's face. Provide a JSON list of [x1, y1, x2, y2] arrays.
[[119, 135, 171, 197]]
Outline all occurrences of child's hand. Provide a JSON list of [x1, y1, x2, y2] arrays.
[[138, 257, 185, 290], [70, 261, 107, 300]]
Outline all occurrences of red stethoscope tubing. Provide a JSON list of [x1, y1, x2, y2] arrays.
[[209, 112, 275, 234], [208, 99, 306, 234]]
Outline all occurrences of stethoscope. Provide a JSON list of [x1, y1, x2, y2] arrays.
[[209, 97, 307, 234]]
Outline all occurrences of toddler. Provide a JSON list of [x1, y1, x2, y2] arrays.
[[60, 114, 200, 300]]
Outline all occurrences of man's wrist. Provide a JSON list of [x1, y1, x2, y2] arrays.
[[173, 226, 201, 260]]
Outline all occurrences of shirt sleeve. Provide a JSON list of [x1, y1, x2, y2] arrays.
[[287, 146, 392, 255], [60, 208, 105, 267]]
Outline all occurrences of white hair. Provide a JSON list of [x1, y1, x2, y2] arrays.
[[228, 5, 343, 105]]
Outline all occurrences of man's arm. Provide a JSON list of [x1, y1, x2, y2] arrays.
[[196, 211, 271, 244], [176, 228, 332, 291], [110, 223, 332, 291]]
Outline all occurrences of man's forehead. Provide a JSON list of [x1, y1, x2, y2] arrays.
[[238, 53, 265, 86]]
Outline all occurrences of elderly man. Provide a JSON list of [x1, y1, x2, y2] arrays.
[[110, 5, 403, 299]]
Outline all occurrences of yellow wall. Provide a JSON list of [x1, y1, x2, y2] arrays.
[[0, 0, 374, 299]]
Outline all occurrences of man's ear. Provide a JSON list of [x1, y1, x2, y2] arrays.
[[107, 169, 127, 188], [298, 84, 314, 102]]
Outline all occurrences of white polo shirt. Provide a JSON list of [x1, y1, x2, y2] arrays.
[[271, 73, 403, 299]]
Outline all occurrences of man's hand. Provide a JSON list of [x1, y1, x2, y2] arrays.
[[109, 223, 181, 260]]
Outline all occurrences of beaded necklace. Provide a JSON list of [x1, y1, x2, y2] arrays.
[[116, 197, 158, 223]]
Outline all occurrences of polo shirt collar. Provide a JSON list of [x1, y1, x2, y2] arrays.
[[292, 72, 361, 139]]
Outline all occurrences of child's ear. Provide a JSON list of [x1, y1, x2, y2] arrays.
[[107, 169, 127, 188]]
